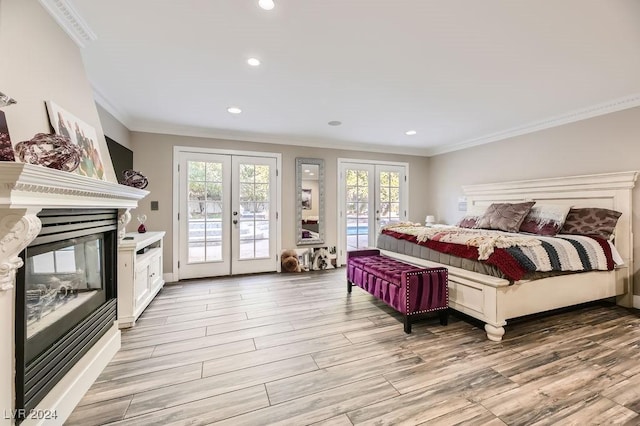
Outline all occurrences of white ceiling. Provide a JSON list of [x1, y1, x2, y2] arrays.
[[67, 0, 640, 156]]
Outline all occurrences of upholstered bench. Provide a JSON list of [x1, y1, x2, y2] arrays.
[[347, 249, 448, 333]]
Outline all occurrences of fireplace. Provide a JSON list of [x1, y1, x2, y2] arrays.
[[15, 209, 118, 421], [0, 162, 148, 424]]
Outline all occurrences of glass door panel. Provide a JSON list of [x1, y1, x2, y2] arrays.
[[232, 156, 277, 274], [186, 161, 225, 263], [376, 169, 403, 231], [179, 153, 231, 279], [344, 165, 374, 251], [339, 161, 407, 264]]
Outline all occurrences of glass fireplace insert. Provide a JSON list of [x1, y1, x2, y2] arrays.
[[15, 209, 118, 421]]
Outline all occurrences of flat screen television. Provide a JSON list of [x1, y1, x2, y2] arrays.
[[105, 135, 133, 184]]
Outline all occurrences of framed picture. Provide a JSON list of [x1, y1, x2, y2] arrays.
[[301, 188, 312, 210], [0, 110, 14, 161], [45, 101, 106, 180]]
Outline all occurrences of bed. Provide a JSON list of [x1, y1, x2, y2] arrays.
[[302, 219, 319, 233], [377, 171, 637, 341]]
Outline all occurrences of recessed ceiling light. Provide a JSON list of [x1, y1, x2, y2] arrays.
[[309, 173, 314, 176], [405, 130, 417, 136], [328, 121, 342, 126], [258, 0, 275, 10], [227, 107, 242, 114], [247, 58, 261, 67], [304, 169, 310, 173]]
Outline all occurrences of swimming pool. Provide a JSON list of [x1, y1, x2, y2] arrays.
[[347, 225, 368, 235]]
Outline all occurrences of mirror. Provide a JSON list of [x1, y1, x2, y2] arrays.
[[296, 158, 325, 245]]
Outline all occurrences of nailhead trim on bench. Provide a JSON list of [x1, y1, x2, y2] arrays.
[[406, 269, 449, 315]]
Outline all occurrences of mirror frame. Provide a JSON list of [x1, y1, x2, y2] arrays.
[[296, 157, 325, 245]]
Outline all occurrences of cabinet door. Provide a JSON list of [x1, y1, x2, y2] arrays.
[[134, 266, 150, 308], [148, 254, 162, 291]]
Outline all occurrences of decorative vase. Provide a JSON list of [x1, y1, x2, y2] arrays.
[[137, 214, 147, 234], [121, 169, 149, 189], [14, 133, 81, 171]]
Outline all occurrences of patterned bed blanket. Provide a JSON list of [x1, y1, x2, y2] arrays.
[[381, 224, 614, 282]]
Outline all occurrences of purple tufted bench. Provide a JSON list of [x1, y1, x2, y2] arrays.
[[347, 249, 448, 333]]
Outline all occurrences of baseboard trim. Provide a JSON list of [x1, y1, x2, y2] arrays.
[[634, 295, 640, 309], [164, 272, 177, 283], [22, 323, 120, 426]]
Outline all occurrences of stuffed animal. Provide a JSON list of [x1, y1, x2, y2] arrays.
[[312, 247, 334, 270], [281, 249, 302, 272]]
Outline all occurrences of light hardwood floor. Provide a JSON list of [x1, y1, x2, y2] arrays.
[[67, 268, 640, 425]]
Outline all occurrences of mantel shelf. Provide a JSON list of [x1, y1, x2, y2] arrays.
[[0, 162, 148, 210]]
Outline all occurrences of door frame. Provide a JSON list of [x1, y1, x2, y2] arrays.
[[336, 158, 409, 266], [172, 146, 282, 281]]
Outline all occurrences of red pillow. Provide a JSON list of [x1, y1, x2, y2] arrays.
[[456, 205, 487, 229], [519, 204, 571, 236]]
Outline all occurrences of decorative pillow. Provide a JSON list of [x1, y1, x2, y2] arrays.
[[476, 201, 535, 233], [519, 203, 572, 236], [559, 208, 622, 240], [456, 204, 487, 228]]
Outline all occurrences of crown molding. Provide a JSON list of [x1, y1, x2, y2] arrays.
[[92, 83, 134, 130], [129, 121, 432, 157], [38, 0, 97, 48], [427, 93, 640, 157]]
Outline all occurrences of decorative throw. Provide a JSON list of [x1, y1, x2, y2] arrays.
[[381, 224, 614, 282]]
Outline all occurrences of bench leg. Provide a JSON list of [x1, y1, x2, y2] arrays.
[[347, 280, 352, 294], [439, 309, 448, 326], [403, 316, 412, 334]]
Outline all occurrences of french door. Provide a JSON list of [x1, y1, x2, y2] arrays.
[[338, 160, 408, 264], [176, 149, 279, 279]]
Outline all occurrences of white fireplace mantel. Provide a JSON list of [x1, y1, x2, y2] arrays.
[[0, 162, 149, 291], [0, 162, 148, 426], [0, 162, 148, 210]]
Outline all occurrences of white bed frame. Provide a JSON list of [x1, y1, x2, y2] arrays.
[[381, 171, 637, 342]]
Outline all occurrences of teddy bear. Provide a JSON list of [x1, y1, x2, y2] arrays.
[[281, 249, 302, 272]]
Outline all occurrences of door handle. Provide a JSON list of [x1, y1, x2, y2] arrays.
[[233, 219, 238, 225], [233, 211, 238, 216]]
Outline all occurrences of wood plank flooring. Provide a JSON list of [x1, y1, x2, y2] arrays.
[[67, 268, 640, 425]]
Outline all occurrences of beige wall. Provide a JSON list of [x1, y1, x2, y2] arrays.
[[427, 106, 640, 295], [131, 132, 430, 274], [0, 0, 116, 183], [96, 103, 131, 149]]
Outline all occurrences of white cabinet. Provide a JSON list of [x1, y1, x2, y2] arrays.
[[117, 231, 165, 328]]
